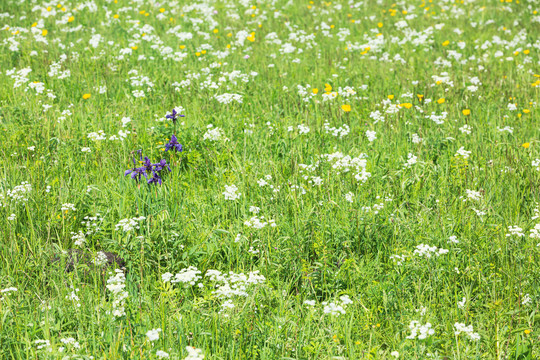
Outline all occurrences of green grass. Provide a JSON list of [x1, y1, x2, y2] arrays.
[[0, 0, 539, 358]]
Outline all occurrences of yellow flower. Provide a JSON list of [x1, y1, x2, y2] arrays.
[[312, 88, 318, 94], [195, 52, 201, 56], [442, 40, 450, 46], [377, 22, 383, 28], [179, 45, 185, 49], [437, 98, 445, 104], [201, 50, 206, 54], [523, 109, 530, 114], [68, 16, 74, 22], [82, 93, 91, 100], [113, 14, 119, 19], [324, 83, 332, 92], [462, 109, 471, 116], [247, 34, 255, 42], [213, 29, 218, 34], [31, 22, 37, 27], [522, 143, 530, 149], [226, 44, 231, 49], [388, 95, 394, 100], [400, 103, 413, 109], [341, 104, 351, 112], [524, 329, 531, 334], [523, 49, 530, 55], [159, 8, 165, 13], [42, 29, 48, 36]]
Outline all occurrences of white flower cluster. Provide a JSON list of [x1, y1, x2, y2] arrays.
[[70, 231, 86, 247], [1, 182, 32, 206], [321, 152, 371, 183], [223, 185, 241, 200], [366, 130, 377, 142], [244, 216, 276, 229], [406, 320, 435, 340], [61, 203, 77, 211], [465, 189, 482, 201], [34, 339, 52, 352], [413, 244, 449, 258], [92, 251, 108, 266], [184, 346, 204, 360], [403, 153, 417, 168], [455, 147, 472, 159], [322, 295, 353, 316], [203, 125, 227, 141], [146, 328, 161, 341], [214, 93, 243, 104], [454, 323, 480, 341], [106, 269, 128, 318], [162, 266, 203, 286], [205, 270, 266, 300], [324, 122, 350, 138], [87, 129, 130, 141], [65, 287, 81, 308], [506, 226, 524, 237], [115, 216, 146, 232], [0, 287, 17, 301]]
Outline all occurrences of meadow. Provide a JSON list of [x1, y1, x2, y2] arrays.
[[0, 0, 539, 358]]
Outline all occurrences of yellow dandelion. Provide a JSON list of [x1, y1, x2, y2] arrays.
[[462, 109, 471, 116], [341, 104, 351, 112], [442, 40, 450, 46], [437, 98, 445, 104], [522, 143, 530, 149], [82, 93, 91, 100]]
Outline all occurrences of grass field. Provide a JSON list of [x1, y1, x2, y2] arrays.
[[0, 0, 539, 358]]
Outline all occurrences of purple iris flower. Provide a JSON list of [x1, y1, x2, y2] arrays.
[[124, 150, 148, 181], [147, 173, 162, 185], [153, 159, 171, 173], [142, 156, 153, 172], [165, 134, 183, 152], [125, 151, 172, 186], [165, 109, 185, 123]]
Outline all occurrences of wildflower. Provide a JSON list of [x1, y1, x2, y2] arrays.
[[406, 321, 435, 340], [184, 347, 204, 360], [462, 109, 471, 116], [454, 323, 480, 341], [156, 350, 170, 358], [341, 104, 351, 112], [106, 269, 128, 318], [146, 328, 161, 342], [166, 108, 184, 123], [82, 93, 91, 99], [165, 134, 183, 152], [223, 185, 241, 200], [366, 130, 377, 142], [522, 142, 530, 148]]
